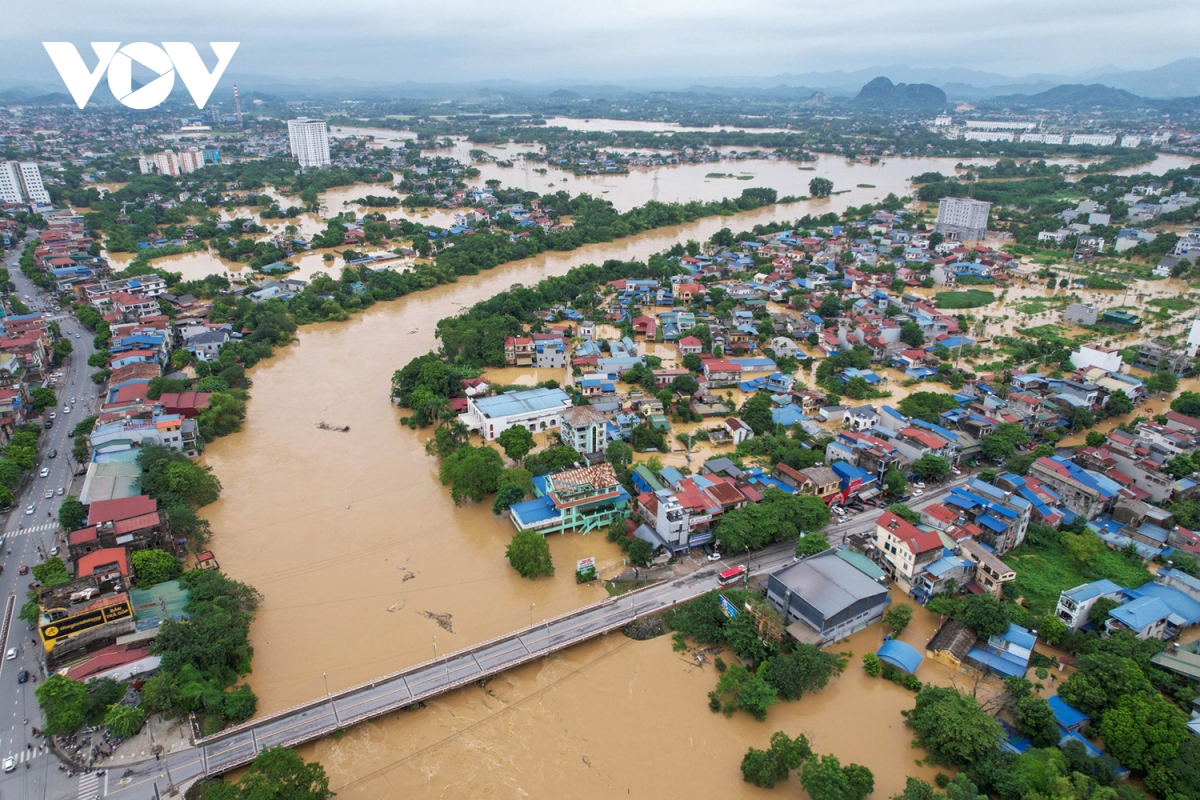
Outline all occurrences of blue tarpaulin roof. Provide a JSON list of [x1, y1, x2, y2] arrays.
[[877, 640, 924, 674], [1047, 696, 1089, 730]]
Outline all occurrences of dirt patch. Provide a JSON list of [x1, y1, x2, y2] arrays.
[[622, 615, 667, 640]]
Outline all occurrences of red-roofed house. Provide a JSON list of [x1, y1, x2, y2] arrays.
[[87, 496, 158, 527], [156, 392, 212, 418], [702, 359, 741, 388], [632, 316, 657, 339], [76, 547, 129, 580], [677, 336, 703, 357], [503, 336, 534, 366], [875, 510, 945, 590]]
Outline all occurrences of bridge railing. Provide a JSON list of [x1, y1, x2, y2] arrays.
[[196, 579, 671, 748], [199, 582, 703, 775]]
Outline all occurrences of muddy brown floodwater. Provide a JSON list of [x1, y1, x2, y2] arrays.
[[203, 154, 1185, 795]]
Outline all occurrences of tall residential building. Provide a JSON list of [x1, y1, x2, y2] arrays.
[[137, 149, 207, 177], [0, 161, 50, 206], [934, 197, 991, 241], [287, 118, 331, 168]]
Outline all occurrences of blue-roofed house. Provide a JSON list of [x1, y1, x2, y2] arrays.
[[1047, 696, 1090, 733], [510, 462, 631, 536], [966, 624, 1035, 678], [772, 405, 806, 428], [1106, 596, 1173, 640]]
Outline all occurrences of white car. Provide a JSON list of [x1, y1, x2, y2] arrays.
[[56, 487, 64, 496], [914, 489, 925, 496], [63, 405, 70, 413], [4, 648, 15, 661], [2, 755, 12, 773], [43, 490, 53, 500], [48, 412, 56, 420], [70, 397, 76, 404], [39, 467, 49, 478], [706, 552, 722, 562], [951, 467, 962, 475], [24, 505, 34, 515], [913, 481, 926, 489]]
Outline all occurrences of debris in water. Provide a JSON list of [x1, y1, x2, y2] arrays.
[[316, 421, 350, 432], [421, 611, 454, 633]]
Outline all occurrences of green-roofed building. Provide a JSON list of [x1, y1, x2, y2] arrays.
[[129, 579, 190, 634], [835, 548, 887, 581]]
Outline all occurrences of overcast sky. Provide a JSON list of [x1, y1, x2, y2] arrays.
[[3, 0, 1197, 85]]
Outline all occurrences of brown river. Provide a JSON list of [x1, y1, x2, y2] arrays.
[[193, 150, 1191, 796]]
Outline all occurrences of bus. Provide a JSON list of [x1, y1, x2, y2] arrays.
[[717, 565, 747, 586]]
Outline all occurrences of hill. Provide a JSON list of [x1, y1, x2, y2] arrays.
[[854, 76, 947, 109]]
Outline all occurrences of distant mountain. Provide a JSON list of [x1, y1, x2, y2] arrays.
[[988, 83, 1151, 111], [854, 77, 947, 109], [1091, 58, 1200, 99]]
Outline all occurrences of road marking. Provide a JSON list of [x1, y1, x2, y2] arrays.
[[78, 771, 100, 799]]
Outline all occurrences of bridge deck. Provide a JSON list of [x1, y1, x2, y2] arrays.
[[196, 577, 711, 775]]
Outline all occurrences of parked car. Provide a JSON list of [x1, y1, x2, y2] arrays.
[[73, 467, 86, 477], [48, 412, 55, 420], [44, 420, 52, 430], [706, 552, 722, 562], [913, 481, 926, 489], [4, 648, 15, 661], [27, 581, 39, 590], [914, 489, 925, 496], [49, 546, 59, 556]]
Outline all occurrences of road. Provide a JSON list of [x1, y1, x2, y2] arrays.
[[0, 231, 102, 800]]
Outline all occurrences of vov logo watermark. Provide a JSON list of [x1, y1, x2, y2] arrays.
[[42, 42, 239, 110]]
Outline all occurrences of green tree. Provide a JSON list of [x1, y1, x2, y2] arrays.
[[198, 392, 247, 440], [131, 549, 181, 587], [958, 593, 1010, 638], [670, 374, 700, 396], [740, 731, 812, 789], [899, 320, 925, 348], [104, 703, 146, 739], [795, 531, 831, 559], [199, 746, 333, 800], [884, 470, 908, 497], [491, 484, 527, 515], [1063, 531, 1103, 566], [438, 445, 504, 504], [496, 425, 535, 462], [1084, 430, 1107, 448], [1145, 735, 1200, 800], [32, 556, 71, 587], [891, 777, 940, 800], [800, 754, 874, 800], [762, 645, 845, 701], [605, 440, 633, 469], [862, 652, 882, 676], [35, 674, 89, 735], [809, 177, 834, 198], [904, 686, 1003, 767], [1013, 694, 1060, 748], [1098, 692, 1189, 773], [898, 392, 960, 424], [1171, 391, 1200, 417], [58, 495, 87, 531], [627, 537, 654, 567], [505, 529, 554, 579], [1057, 653, 1153, 719], [1105, 390, 1134, 416], [884, 603, 915, 635], [911, 454, 950, 481], [29, 386, 56, 412], [740, 391, 775, 436], [887, 503, 921, 524]]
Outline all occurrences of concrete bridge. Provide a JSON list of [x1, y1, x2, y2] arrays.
[[193, 563, 759, 776]]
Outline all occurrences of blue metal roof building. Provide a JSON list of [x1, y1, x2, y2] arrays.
[[1047, 696, 1089, 732], [877, 640, 924, 674]]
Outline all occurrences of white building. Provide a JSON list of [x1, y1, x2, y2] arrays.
[[963, 130, 1014, 142], [1069, 134, 1118, 147], [965, 120, 1037, 131], [137, 149, 205, 177], [287, 119, 331, 168], [934, 197, 991, 241], [0, 161, 50, 205], [1186, 314, 1200, 358], [1120, 135, 1142, 148], [459, 387, 573, 441], [1069, 344, 1123, 373]]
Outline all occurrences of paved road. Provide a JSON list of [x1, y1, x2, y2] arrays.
[[0, 232, 102, 800]]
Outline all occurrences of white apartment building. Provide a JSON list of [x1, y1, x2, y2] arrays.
[[0, 161, 50, 206], [1069, 134, 1118, 147], [137, 149, 205, 177], [1019, 133, 1064, 145], [934, 197, 991, 241], [963, 131, 1014, 142], [288, 118, 331, 168]]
